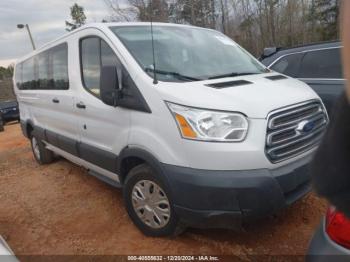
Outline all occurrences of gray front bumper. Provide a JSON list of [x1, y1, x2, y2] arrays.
[[161, 155, 313, 229]]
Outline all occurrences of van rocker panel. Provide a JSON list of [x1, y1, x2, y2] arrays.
[[79, 142, 117, 173], [32, 125, 118, 174]]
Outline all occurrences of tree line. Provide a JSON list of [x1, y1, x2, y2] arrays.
[[100, 0, 339, 56], [0, 65, 14, 80], [0, 1, 340, 81]]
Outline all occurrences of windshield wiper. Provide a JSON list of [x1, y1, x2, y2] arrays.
[[208, 72, 260, 80], [145, 68, 202, 82]]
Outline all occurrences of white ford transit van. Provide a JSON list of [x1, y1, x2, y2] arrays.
[[14, 23, 328, 236]]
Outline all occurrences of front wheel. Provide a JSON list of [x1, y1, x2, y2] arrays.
[[123, 164, 185, 237]]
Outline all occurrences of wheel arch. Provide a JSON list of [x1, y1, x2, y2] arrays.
[[117, 147, 168, 185], [20, 119, 35, 138]]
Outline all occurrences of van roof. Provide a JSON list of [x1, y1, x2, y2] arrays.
[[15, 22, 209, 64]]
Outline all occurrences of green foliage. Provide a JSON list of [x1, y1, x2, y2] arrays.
[[313, 0, 340, 40], [65, 3, 86, 32], [0, 65, 14, 80], [105, 0, 341, 56]]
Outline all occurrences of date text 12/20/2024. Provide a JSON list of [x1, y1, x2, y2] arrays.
[[127, 256, 220, 261]]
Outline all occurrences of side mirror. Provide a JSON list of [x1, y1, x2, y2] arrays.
[[100, 66, 120, 107], [263, 47, 277, 58]]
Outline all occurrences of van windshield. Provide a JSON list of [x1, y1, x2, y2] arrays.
[[110, 25, 266, 82]]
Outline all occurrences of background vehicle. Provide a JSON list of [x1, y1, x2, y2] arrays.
[[14, 23, 327, 237], [260, 41, 344, 114], [307, 206, 350, 261], [0, 100, 19, 124], [0, 235, 17, 260], [0, 112, 4, 132]]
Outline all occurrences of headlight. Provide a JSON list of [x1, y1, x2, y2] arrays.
[[166, 102, 249, 142]]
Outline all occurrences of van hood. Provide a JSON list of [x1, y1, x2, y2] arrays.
[[155, 73, 320, 119]]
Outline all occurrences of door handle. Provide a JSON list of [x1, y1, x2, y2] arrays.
[[52, 98, 60, 103], [76, 102, 86, 109]]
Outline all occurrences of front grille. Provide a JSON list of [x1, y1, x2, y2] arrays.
[[266, 100, 328, 163]]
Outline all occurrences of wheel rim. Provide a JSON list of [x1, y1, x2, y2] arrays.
[[32, 137, 40, 160], [131, 180, 171, 229]]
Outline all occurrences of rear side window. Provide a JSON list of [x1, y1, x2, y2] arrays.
[[80, 37, 121, 97], [15, 64, 22, 89], [298, 48, 343, 79], [51, 44, 69, 90], [17, 42, 69, 90], [270, 53, 304, 77], [37, 51, 50, 89], [22, 57, 36, 90]]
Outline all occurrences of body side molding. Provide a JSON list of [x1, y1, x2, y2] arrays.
[[45, 142, 120, 183]]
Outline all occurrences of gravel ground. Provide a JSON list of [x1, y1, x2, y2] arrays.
[[0, 123, 327, 257]]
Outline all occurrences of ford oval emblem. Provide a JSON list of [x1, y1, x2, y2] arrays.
[[296, 120, 315, 134]]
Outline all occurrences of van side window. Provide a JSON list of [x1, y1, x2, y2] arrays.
[[270, 53, 304, 77], [81, 38, 101, 95], [15, 64, 22, 89], [81, 37, 122, 97], [37, 51, 50, 89], [298, 48, 343, 79], [79, 36, 150, 112], [101, 40, 121, 67], [51, 44, 69, 90], [22, 57, 36, 90], [16, 42, 69, 90]]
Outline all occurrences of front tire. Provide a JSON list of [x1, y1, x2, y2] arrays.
[[123, 164, 185, 237], [30, 133, 54, 164]]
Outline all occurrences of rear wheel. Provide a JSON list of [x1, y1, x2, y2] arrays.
[[123, 164, 185, 237], [30, 134, 54, 164]]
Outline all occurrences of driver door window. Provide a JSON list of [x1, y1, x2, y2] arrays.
[[80, 37, 121, 97]]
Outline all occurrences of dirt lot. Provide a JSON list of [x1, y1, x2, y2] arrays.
[[0, 123, 327, 256]]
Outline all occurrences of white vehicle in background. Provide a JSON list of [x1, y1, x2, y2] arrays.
[[14, 22, 328, 236], [0, 236, 17, 261]]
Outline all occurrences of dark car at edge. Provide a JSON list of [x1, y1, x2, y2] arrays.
[[0, 100, 19, 124], [260, 41, 344, 115]]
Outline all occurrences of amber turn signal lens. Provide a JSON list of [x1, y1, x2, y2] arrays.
[[175, 113, 197, 138]]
